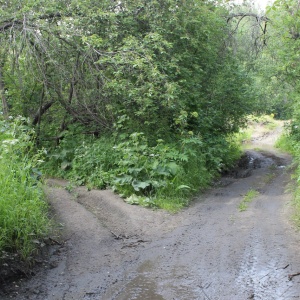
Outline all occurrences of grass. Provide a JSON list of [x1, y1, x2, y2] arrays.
[[266, 122, 278, 130], [233, 114, 280, 150], [286, 142, 300, 227], [275, 133, 294, 154], [233, 128, 253, 144], [247, 114, 277, 127], [275, 131, 300, 227], [153, 196, 189, 212], [238, 189, 259, 212], [292, 189, 300, 227], [0, 119, 51, 261], [263, 172, 276, 184], [0, 158, 50, 259]]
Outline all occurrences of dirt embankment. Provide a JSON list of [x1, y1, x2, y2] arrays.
[[2, 121, 300, 300]]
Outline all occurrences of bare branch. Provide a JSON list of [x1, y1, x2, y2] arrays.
[[227, 13, 269, 23], [32, 101, 55, 126], [0, 12, 70, 32]]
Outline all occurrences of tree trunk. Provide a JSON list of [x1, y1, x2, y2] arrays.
[[0, 63, 9, 118], [32, 100, 54, 126]]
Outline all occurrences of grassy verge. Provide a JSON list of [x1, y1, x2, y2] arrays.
[[0, 118, 50, 260], [275, 133, 294, 154], [275, 132, 300, 226]]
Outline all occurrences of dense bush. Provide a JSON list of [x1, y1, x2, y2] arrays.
[[45, 130, 242, 211]]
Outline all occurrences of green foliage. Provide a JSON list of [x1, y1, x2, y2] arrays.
[[1, 0, 261, 211], [288, 142, 300, 227], [41, 124, 89, 178], [275, 133, 294, 154], [112, 133, 187, 197], [254, 0, 300, 119], [233, 129, 253, 145], [60, 130, 242, 211], [70, 135, 116, 188], [276, 128, 300, 227], [0, 117, 50, 259], [1, 0, 256, 145], [203, 134, 242, 173]]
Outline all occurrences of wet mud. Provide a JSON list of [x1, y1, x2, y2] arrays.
[[1, 123, 300, 300]]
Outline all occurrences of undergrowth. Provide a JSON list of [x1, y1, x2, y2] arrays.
[[276, 125, 300, 227], [0, 117, 50, 260], [43, 130, 242, 211], [44, 115, 292, 212], [44, 114, 280, 211]]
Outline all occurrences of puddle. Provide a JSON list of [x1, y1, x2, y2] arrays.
[[236, 236, 295, 299], [114, 274, 164, 300], [105, 260, 164, 300], [222, 150, 281, 180], [238, 151, 276, 169], [104, 262, 203, 300], [158, 265, 203, 299]]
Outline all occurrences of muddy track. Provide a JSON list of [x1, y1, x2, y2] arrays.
[[2, 124, 300, 300]]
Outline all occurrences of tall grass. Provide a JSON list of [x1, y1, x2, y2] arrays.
[[0, 117, 50, 260], [276, 131, 300, 227], [275, 133, 294, 154]]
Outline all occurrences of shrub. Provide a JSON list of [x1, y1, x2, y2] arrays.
[[70, 135, 117, 188], [65, 131, 242, 211]]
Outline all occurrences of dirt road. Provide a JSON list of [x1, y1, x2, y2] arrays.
[[2, 123, 300, 300]]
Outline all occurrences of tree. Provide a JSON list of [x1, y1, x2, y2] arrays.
[[251, 0, 300, 119], [0, 0, 257, 145]]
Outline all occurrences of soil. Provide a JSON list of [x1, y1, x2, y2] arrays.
[[1, 121, 300, 300]]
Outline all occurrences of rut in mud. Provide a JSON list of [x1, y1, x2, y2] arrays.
[[1, 123, 300, 300]]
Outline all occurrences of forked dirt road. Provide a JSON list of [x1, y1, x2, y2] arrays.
[[2, 122, 300, 299]]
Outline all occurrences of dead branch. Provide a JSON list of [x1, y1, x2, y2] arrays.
[[227, 13, 269, 23], [32, 100, 55, 126], [0, 12, 75, 32], [288, 272, 300, 281]]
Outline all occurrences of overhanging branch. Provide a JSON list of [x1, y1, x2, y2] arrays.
[[227, 13, 269, 23], [0, 12, 71, 32]]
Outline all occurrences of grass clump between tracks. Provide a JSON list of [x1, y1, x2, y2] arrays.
[[238, 189, 259, 212]]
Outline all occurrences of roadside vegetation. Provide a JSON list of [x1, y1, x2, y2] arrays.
[[276, 130, 300, 227], [0, 117, 50, 260], [45, 131, 242, 211]]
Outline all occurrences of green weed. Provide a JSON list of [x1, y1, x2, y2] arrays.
[[266, 122, 278, 130], [293, 189, 300, 227], [238, 189, 259, 212], [44, 130, 243, 211]]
